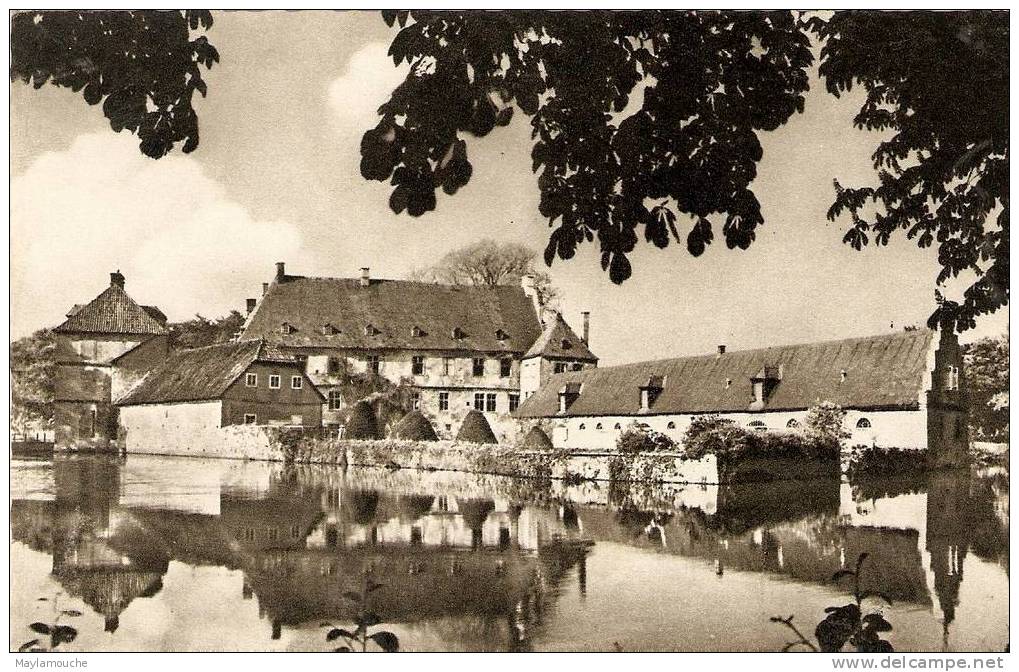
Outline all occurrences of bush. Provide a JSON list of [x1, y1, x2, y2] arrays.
[[390, 410, 438, 441], [519, 425, 554, 451], [456, 410, 498, 444], [844, 444, 928, 478], [616, 423, 676, 453], [344, 400, 380, 440], [804, 401, 850, 445]]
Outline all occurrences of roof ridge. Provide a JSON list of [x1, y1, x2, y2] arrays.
[[283, 274, 524, 290], [603, 329, 936, 370]]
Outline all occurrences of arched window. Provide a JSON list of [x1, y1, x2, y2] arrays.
[[595, 423, 603, 430], [614, 423, 621, 430], [856, 418, 871, 429], [578, 423, 586, 430], [667, 421, 676, 430], [748, 420, 766, 431], [786, 419, 800, 428]]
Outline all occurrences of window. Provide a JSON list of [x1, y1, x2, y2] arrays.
[[244, 413, 257, 424], [572, 362, 583, 371], [438, 391, 450, 411], [554, 362, 567, 374], [947, 366, 960, 390], [508, 393, 519, 413], [411, 392, 421, 410], [500, 359, 512, 377], [596, 423, 603, 430], [667, 421, 676, 429], [89, 409, 97, 437], [473, 357, 485, 377], [856, 418, 872, 429], [245, 373, 258, 387], [291, 376, 302, 389], [290, 415, 303, 425], [749, 420, 766, 431], [443, 357, 452, 375], [327, 390, 343, 411], [290, 525, 301, 539], [294, 354, 308, 368], [411, 526, 423, 545], [366, 354, 380, 374], [486, 393, 497, 412], [269, 375, 281, 389], [786, 419, 800, 428], [614, 423, 621, 430], [579, 423, 586, 430], [267, 527, 279, 541], [412, 355, 425, 375], [474, 393, 485, 411], [327, 357, 341, 374]]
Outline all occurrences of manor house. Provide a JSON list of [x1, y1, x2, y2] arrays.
[[238, 262, 598, 439]]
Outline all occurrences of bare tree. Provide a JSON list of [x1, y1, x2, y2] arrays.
[[411, 239, 562, 311]]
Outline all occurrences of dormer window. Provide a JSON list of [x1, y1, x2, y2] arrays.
[[412, 325, 426, 338], [321, 323, 339, 336], [639, 375, 664, 411], [451, 327, 465, 340], [561, 338, 572, 350], [840, 369, 848, 383], [750, 366, 782, 410], [558, 382, 582, 414], [364, 323, 379, 337], [495, 329, 508, 341], [280, 322, 297, 335]]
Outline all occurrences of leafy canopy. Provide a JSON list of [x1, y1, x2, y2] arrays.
[[811, 11, 1008, 331], [10, 10, 219, 158], [362, 10, 813, 283]]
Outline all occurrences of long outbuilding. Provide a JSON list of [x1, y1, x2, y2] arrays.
[[513, 328, 968, 466]]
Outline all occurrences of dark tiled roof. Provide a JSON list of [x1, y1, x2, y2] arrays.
[[515, 330, 937, 418], [523, 313, 598, 361], [240, 276, 542, 354], [117, 340, 298, 405], [54, 284, 167, 335]]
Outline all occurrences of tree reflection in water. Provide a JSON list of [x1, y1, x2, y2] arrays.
[[9, 455, 1010, 652]]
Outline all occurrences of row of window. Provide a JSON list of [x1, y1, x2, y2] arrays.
[[317, 354, 514, 378], [324, 389, 520, 412], [245, 373, 303, 390], [573, 417, 875, 431]]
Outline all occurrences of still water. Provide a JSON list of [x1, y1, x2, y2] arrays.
[[9, 454, 1009, 652]]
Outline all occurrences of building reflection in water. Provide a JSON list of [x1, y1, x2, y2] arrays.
[[9, 455, 1009, 651]]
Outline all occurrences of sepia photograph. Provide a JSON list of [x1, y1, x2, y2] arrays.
[[7, 7, 1010, 657]]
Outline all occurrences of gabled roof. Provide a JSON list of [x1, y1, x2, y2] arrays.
[[54, 283, 167, 336], [117, 340, 300, 406], [241, 275, 542, 353], [523, 313, 598, 361], [515, 330, 937, 418]]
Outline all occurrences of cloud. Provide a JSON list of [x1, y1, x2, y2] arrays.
[[326, 41, 409, 136], [11, 132, 303, 338]]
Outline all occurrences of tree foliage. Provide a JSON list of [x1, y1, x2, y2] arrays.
[[10, 329, 60, 431], [10, 10, 219, 158], [168, 311, 245, 349], [456, 409, 498, 444], [962, 333, 1009, 441], [364, 10, 813, 283], [810, 11, 1008, 331]]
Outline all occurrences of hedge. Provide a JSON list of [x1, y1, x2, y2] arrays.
[[456, 410, 498, 444]]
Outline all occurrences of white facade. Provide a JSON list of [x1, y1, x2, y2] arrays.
[[548, 409, 929, 452], [119, 401, 223, 454]]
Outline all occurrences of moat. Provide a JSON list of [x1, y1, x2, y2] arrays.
[[10, 453, 1009, 652]]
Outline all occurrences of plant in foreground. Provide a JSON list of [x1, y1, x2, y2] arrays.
[[20, 594, 82, 652], [321, 568, 399, 652], [772, 553, 894, 652]]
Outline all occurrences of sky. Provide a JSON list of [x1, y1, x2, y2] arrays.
[[10, 10, 1008, 365]]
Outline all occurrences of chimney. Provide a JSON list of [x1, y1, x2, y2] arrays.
[[262, 282, 269, 296], [110, 270, 125, 288], [246, 298, 257, 315], [275, 262, 286, 281], [360, 267, 370, 288], [717, 344, 726, 356], [581, 311, 590, 344]]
